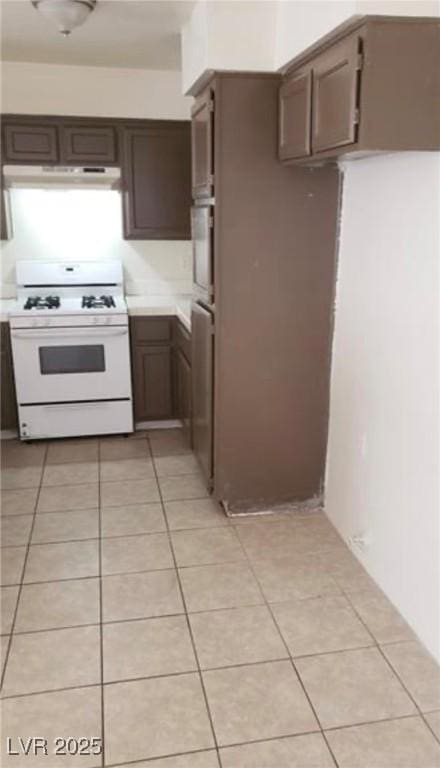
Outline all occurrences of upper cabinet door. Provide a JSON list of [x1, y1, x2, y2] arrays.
[[191, 90, 214, 198], [3, 123, 59, 163], [60, 125, 117, 165], [312, 35, 361, 153], [279, 70, 312, 160], [122, 123, 191, 240]]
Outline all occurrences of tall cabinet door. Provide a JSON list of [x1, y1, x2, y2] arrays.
[[279, 70, 312, 160], [191, 302, 214, 487], [191, 90, 214, 198], [312, 35, 362, 153], [132, 346, 173, 421], [122, 124, 191, 239]]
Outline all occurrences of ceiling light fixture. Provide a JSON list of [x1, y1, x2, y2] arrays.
[[31, 0, 97, 37]]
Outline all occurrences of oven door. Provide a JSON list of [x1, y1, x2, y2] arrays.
[[192, 204, 214, 303], [10, 325, 132, 404]]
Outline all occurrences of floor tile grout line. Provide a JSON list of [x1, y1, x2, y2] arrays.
[[105, 746, 220, 767], [97, 438, 106, 768], [0, 441, 48, 692], [99, 710, 436, 766], [232, 525, 340, 768], [343, 590, 440, 747], [3, 437, 439, 757], [148, 435, 223, 768]]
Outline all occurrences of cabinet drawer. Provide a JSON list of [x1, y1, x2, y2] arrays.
[[174, 320, 191, 364], [131, 317, 173, 344], [3, 123, 58, 163], [61, 125, 117, 165]]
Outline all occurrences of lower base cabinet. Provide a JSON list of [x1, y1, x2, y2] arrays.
[[1, 323, 18, 431], [175, 347, 192, 446], [132, 344, 174, 421], [130, 316, 192, 444]]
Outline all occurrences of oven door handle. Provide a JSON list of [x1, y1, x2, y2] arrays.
[[11, 327, 129, 339]]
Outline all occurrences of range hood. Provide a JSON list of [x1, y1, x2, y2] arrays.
[[3, 164, 121, 190]]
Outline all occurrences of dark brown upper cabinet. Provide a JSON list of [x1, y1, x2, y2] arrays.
[[1, 115, 192, 241], [279, 16, 440, 163], [191, 89, 214, 198], [122, 123, 191, 240], [312, 35, 361, 153], [279, 69, 312, 160], [1, 171, 13, 241], [60, 124, 117, 165], [3, 122, 59, 163]]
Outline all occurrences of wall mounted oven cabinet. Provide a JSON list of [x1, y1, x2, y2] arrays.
[[10, 323, 133, 439], [279, 16, 440, 164]]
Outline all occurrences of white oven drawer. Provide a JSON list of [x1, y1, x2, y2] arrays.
[[11, 325, 132, 404], [18, 400, 133, 440]]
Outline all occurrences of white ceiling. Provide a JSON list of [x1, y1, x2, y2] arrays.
[[0, 0, 195, 70]]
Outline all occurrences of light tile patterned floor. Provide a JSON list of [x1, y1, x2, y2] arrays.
[[1, 429, 439, 767]]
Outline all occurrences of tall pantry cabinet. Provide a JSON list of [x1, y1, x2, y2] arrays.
[[190, 72, 341, 513]]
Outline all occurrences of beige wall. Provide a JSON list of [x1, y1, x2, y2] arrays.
[[1, 60, 191, 119], [182, 0, 439, 90]]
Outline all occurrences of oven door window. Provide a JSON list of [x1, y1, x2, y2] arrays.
[[39, 345, 105, 375]]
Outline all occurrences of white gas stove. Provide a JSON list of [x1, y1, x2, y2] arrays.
[[9, 261, 133, 440]]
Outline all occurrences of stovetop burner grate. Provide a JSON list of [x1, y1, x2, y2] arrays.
[[24, 296, 60, 310], [82, 295, 116, 309]]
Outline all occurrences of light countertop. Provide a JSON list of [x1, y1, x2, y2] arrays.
[[126, 296, 191, 331], [0, 299, 17, 323], [0, 296, 192, 331]]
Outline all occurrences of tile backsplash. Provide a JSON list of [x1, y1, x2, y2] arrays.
[[0, 189, 192, 298]]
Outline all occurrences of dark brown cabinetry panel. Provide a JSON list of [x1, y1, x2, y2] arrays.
[[312, 35, 361, 152], [3, 123, 59, 163], [1, 171, 13, 241], [1, 323, 18, 431], [132, 345, 173, 421], [130, 316, 175, 422], [174, 320, 192, 365], [122, 124, 191, 240], [132, 317, 172, 345], [60, 125, 117, 165], [279, 16, 440, 163], [191, 302, 213, 486], [2, 114, 191, 242], [175, 348, 192, 445], [191, 90, 214, 198], [279, 70, 312, 160], [191, 72, 340, 511]]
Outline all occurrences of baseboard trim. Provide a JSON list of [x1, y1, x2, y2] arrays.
[[1, 429, 18, 440], [135, 420, 183, 431]]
